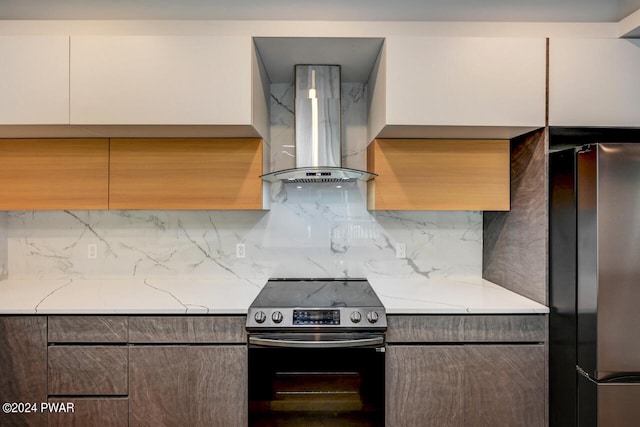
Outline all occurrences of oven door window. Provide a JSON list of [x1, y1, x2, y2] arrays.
[[249, 346, 384, 426]]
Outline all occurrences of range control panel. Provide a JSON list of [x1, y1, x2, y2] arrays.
[[246, 307, 387, 329], [293, 309, 340, 325]]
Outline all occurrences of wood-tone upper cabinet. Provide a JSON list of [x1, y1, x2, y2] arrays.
[[549, 38, 640, 127], [369, 37, 545, 140], [367, 139, 510, 211], [69, 36, 269, 138], [0, 139, 109, 210], [109, 138, 263, 210], [0, 316, 47, 427], [0, 36, 69, 125]]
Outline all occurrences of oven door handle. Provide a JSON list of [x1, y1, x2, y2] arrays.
[[248, 336, 385, 349]]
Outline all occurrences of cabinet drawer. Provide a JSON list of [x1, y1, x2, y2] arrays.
[[48, 346, 128, 396], [386, 315, 547, 343], [463, 315, 546, 342], [129, 316, 246, 343], [48, 398, 128, 427], [48, 316, 128, 343], [386, 316, 464, 343]]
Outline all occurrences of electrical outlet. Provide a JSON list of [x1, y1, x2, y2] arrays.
[[395, 242, 406, 259], [87, 243, 98, 259], [236, 243, 246, 259]]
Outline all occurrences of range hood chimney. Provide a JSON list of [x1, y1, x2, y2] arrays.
[[260, 64, 377, 183]]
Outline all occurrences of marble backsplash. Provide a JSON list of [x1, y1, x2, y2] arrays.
[[6, 206, 481, 281], [1, 82, 483, 282]]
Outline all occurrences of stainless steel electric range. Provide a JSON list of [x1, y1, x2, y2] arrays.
[[246, 278, 387, 426]]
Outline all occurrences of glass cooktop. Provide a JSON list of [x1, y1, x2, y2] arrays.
[[250, 278, 384, 309]]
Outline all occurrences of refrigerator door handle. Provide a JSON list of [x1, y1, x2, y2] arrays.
[[577, 365, 597, 384]]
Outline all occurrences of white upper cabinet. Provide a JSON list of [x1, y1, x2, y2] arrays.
[[70, 36, 268, 137], [0, 36, 70, 125], [549, 38, 640, 127], [369, 37, 546, 140]]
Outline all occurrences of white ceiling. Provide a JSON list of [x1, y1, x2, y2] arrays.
[[2, 0, 640, 22]]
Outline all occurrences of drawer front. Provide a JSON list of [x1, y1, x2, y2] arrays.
[[386, 316, 465, 343], [463, 315, 546, 342], [48, 316, 128, 343], [386, 315, 547, 343], [48, 346, 128, 396], [48, 398, 128, 427], [129, 316, 246, 343]]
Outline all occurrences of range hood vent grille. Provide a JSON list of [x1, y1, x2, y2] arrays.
[[260, 166, 376, 183], [260, 64, 376, 184]]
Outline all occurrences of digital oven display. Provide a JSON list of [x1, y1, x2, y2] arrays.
[[293, 310, 340, 325]]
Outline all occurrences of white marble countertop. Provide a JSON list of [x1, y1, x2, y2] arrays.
[[370, 276, 548, 314], [0, 276, 548, 315]]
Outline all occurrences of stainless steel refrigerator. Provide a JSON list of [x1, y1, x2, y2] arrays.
[[550, 143, 640, 427]]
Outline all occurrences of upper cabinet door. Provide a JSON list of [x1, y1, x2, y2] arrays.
[[549, 38, 640, 127], [109, 138, 264, 210], [367, 139, 510, 211], [369, 37, 546, 140], [0, 139, 109, 210], [0, 36, 70, 125], [70, 36, 268, 135]]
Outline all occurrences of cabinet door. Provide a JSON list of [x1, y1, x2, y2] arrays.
[[465, 345, 545, 427], [109, 138, 263, 210], [0, 36, 69, 125], [70, 36, 253, 126], [129, 345, 248, 427], [191, 346, 247, 427], [129, 346, 190, 427], [549, 38, 640, 127], [367, 139, 510, 211], [369, 37, 545, 140], [0, 316, 47, 427], [0, 139, 109, 210], [386, 346, 465, 427]]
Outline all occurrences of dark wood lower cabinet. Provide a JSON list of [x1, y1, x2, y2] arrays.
[[48, 398, 128, 427], [465, 345, 545, 427], [0, 316, 47, 427], [386, 346, 465, 427], [385, 344, 545, 427], [48, 346, 129, 396], [130, 345, 248, 427], [1, 314, 543, 427], [190, 346, 248, 426], [129, 346, 191, 427]]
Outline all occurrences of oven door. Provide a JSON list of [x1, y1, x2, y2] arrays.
[[248, 333, 385, 427]]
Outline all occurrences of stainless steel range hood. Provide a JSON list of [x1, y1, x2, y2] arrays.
[[260, 64, 377, 183]]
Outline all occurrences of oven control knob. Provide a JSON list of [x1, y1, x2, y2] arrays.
[[366, 311, 380, 324], [350, 311, 362, 323], [254, 311, 267, 324], [271, 311, 283, 324]]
